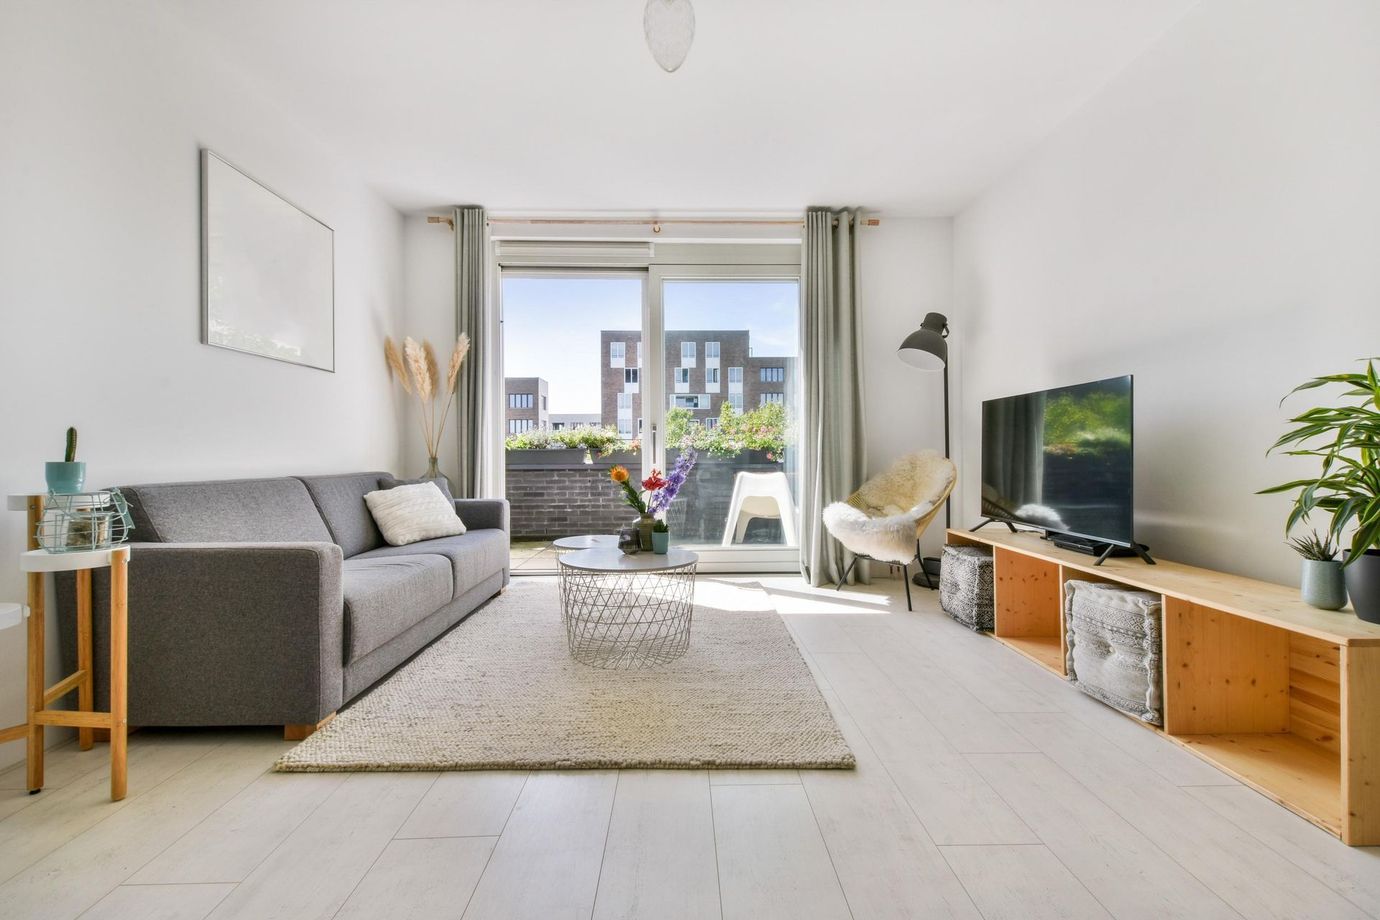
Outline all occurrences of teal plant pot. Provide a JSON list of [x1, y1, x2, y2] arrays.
[[1300, 559, 1347, 611], [45, 461, 86, 494], [651, 531, 669, 554]]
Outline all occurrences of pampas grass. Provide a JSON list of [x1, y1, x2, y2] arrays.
[[385, 333, 471, 463]]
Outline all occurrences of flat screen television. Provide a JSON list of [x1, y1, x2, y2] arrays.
[[980, 375, 1135, 548]]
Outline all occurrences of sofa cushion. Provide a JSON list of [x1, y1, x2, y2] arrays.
[[298, 472, 391, 557], [342, 555, 453, 664], [121, 478, 332, 544], [353, 530, 510, 598], [364, 483, 466, 546]]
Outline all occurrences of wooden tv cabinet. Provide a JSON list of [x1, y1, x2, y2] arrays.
[[946, 528, 1380, 846]]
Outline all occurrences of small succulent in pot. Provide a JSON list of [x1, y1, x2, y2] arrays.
[[1288, 529, 1347, 611], [45, 426, 86, 494]]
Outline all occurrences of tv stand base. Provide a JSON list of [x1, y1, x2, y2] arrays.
[[970, 517, 1018, 534], [1047, 534, 1156, 566]]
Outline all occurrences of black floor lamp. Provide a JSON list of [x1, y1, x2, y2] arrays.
[[898, 312, 950, 586]]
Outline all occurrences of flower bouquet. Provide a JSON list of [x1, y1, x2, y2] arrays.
[[609, 450, 698, 553]]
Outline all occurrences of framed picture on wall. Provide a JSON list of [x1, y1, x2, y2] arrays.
[[200, 149, 335, 372]]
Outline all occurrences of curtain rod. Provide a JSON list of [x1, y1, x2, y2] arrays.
[[426, 215, 879, 231]]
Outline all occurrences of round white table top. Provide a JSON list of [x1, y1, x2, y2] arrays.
[[557, 547, 698, 573], [552, 534, 620, 551], [20, 547, 128, 573]]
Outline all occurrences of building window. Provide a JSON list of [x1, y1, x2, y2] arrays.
[[617, 392, 632, 410], [681, 341, 696, 365], [727, 393, 743, 411], [675, 368, 690, 385], [541, 395, 547, 411], [624, 368, 640, 384], [704, 417, 718, 430], [761, 392, 785, 406], [508, 419, 534, 434], [673, 395, 704, 410], [706, 341, 720, 359], [617, 419, 633, 439], [728, 367, 743, 384], [760, 366, 785, 383], [706, 367, 719, 385], [508, 393, 534, 409], [610, 341, 625, 366]]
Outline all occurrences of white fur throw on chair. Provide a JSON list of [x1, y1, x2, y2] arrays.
[[823, 451, 956, 565]]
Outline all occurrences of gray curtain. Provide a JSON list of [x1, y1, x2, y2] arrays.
[[800, 207, 868, 586], [454, 206, 498, 499]]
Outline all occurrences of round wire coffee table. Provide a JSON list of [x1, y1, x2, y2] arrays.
[[557, 547, 699, 669]]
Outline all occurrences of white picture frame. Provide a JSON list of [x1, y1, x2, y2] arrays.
[[201, 149, 335, 372]]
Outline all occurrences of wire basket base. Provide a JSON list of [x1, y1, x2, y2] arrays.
[[558, 566, 697, 670]]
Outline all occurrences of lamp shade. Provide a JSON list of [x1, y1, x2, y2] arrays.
[[898, 312, 949, 370]]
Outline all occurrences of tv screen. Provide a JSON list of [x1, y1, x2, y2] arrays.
[[981, 375, 1134, 546]]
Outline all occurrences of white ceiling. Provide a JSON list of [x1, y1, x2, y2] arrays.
[[168, 0, 1198, 216]]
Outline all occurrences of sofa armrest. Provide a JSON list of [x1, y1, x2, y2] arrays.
[[58, 541, 345, 726], [455, 498, 509, 534]]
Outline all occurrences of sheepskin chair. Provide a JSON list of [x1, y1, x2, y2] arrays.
[[822, 450, 957, 610]]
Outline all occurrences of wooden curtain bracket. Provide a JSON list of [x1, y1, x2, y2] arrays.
[[428, 215, 455, 230]]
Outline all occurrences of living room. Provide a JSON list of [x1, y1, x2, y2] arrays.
[[2, 1, 1379, 919]]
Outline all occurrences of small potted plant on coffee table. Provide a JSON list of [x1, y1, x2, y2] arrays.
[[1261, 359, 1380, 622]]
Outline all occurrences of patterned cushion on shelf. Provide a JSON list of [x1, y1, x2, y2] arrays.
[[939, 544, 994, 631], [1064, 580, 1164, 725]]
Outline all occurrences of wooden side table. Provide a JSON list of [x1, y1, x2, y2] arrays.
[[0, 494, 130, 801]]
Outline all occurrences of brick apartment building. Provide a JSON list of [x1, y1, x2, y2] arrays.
[[504, 377, 548, 434], [600, 330, 795, 440]]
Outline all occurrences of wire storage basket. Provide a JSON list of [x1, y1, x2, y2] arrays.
[[36, 490, 133, 553]]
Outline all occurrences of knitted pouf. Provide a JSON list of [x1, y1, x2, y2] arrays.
[[939, 545, 994, 631], [1064, 580, 1164, 725]]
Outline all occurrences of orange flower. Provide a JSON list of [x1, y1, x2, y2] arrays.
[[609, 465, 629, 483]]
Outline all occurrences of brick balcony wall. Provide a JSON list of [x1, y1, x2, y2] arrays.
[[505, 450, 792, 544]]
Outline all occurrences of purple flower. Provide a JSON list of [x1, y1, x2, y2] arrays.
[[648, 448, 697, 515]]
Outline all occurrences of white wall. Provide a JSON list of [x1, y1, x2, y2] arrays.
[[0, 3, 407, 768], [952, 0, 1380, 582]]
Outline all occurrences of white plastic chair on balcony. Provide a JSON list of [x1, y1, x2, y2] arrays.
[[721, 471, 798, 546]]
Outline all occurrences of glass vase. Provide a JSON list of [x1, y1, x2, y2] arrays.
[[637, 513, 655, 552]]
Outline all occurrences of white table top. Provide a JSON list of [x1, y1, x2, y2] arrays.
[[552, 534, 620, 550], [21, 547, 128, 573], [557, 547, 698, 573]]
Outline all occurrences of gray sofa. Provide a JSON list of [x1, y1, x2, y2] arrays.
[[58, 471, 509, 732]]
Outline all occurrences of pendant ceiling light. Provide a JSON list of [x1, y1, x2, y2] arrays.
[[644, 0, 695, 72]]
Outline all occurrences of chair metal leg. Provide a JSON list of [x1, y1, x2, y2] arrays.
[[901, 563, 913, 611], [836, 556, 857, 590]]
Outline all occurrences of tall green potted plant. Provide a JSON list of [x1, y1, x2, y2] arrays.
[[1260, 359, 1380, 622]]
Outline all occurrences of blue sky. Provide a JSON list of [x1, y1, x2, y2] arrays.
[[502, 277, 799, 415]]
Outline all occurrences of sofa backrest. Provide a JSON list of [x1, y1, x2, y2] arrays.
[[296, 472, 391, 558], [122, 477, 334, 544]]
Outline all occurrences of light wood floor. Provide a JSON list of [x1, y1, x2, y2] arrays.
[[2, 574, 1379, 920]]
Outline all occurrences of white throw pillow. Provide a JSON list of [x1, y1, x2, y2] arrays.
[[364, 482, 466, 546]]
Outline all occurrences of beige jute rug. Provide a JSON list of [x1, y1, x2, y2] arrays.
[[275, 577, 854, 772]]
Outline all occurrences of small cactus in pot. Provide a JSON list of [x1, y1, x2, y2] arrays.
[[45, 426, 86, 494]]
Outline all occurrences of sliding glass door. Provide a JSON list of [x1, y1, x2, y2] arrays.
[[498, 258, 801, 573], [649, 266, 801, 569]]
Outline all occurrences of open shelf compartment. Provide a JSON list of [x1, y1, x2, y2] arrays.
[[1162, 597, 1342, 836], [992, 547, 1065, 675]]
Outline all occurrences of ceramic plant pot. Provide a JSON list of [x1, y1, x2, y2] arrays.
[[1344, 550, 1380, 624], [651, 530, 670, 554], [1300, 559, 1347, 611], [45, 461, 86, 494]]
